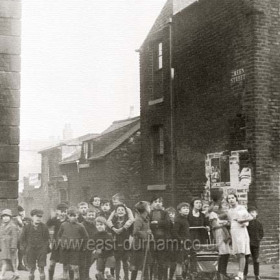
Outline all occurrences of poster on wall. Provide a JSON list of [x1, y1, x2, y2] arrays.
[[205, 150, 251, 206]]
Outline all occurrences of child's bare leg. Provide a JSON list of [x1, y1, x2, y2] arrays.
[[70, 265, 79, 280], [0, 260, 8, 279], [38, 266, 46, 280], [175, 263, 183, 280], [11, 253, 19, 277], [63, 264, 69, 280], [237, 254, 245, 279]]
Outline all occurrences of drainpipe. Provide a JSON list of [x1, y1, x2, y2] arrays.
[[168, 17, 175, 205]]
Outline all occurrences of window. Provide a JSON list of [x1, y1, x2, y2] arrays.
[[150, 42, 164, 101], [83, 142, 89, 160], [151, 126, 164, 183], [90, 142, 94, 157], [158, 42, 163, 70]]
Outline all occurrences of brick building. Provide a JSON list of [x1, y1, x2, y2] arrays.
[[139, 0, 279, 261], [60, 117, 141, 208], [0, 0, 21, 213], [38, 134, 96, 217]]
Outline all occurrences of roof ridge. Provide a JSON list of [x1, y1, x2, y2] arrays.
[[92, 117, 140, 139], [112, 116, 140, 124], [88, 122, 140, 161], [38, 133, 98, 153]]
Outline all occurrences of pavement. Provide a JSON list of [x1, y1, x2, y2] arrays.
[[3, 260, 279, 280], [227, 262, 279, 279]]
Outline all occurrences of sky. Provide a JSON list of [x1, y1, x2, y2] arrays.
[[21, 0, 166, 140]]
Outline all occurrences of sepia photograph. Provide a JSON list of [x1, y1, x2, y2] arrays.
[[0, 0, 279, 279]]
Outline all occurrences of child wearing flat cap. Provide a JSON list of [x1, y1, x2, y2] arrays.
[[20, 209, 50, 280], [47, 203, 68, 280], [0, 209, 19, 280]]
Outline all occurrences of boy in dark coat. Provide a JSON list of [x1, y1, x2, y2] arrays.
[[244, 207, 264, 280], [80, 209, 97, 280], [58, 206, 88, 280], [172, 202, 191, 280], [166, 207, 177, 280], [20, 209, 50, 280], [130, 201, 152, 280], [47, 203, 68, 280], [94, 216, 115, 280], [150, 196, 171, 280]]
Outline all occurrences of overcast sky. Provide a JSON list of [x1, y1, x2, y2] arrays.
[[21, 0, 166, 140]]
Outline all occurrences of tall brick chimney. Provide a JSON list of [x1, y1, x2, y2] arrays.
[[0, 0, 21, 213]]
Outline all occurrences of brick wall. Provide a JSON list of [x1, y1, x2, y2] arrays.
[[140, 0, 279, 261], [172, 0, 253, 199], [246, 0, 280, 262], [140, 0, 174, 205], [60, 131, 141, 209], [0, 0, 21, 213], [173, 0, 279, 261]]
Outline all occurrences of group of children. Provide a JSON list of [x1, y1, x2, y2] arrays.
[[0, 193, 263, 280]]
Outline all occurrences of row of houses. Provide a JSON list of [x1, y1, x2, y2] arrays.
[[20, 0, 279, 262], [20, 117, 141, 215]]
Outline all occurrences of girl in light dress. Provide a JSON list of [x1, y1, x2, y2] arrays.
[[227, 193, 253, 280]]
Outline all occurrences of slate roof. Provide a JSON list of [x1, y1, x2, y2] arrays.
[[38, 133, 98, 154], [60, 116, 140, 164]]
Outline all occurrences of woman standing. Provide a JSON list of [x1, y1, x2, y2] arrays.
[[227, 193, 252, 280]]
